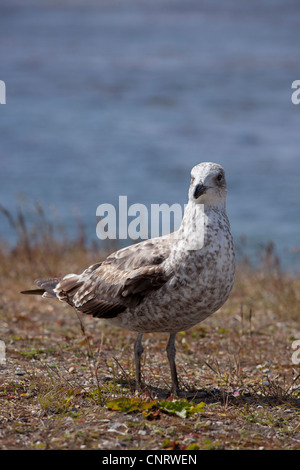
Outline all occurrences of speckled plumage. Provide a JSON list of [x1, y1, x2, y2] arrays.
[[22, 162, 235, 393]]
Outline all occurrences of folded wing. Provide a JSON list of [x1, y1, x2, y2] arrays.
[[42, 237, 173, 319]]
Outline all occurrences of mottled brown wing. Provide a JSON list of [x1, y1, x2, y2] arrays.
[[55, 237, 172, 319]]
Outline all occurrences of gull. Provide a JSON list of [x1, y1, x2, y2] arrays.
[[21, 162, 235, 394]]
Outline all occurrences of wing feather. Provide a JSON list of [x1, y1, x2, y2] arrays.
[[52, 237, 173, 318]]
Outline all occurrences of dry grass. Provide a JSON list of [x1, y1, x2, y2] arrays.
[[0, 205, 300, 450]]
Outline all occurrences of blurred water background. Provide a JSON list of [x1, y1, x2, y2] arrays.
[[0, 0, 299, 269]]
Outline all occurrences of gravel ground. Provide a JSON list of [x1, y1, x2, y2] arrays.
[[0, 241, 300, 450]]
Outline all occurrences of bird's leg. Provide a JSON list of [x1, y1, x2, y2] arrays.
[[134, 333, 144, 391], [166, 333, 180, 395]]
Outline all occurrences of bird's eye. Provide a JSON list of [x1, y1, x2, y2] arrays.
[[216, 173, 223, 182]]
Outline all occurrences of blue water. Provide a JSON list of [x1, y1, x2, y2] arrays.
[[0, 0, 300, 269]]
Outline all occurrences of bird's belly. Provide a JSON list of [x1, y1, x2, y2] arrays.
[[109, 223, 235, 334], [109, 256, 235, 334]]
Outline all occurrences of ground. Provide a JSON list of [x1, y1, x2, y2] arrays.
[[0, 228, 300, 450]]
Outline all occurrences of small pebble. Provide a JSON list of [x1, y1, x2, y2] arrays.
[[109, 422, 123, 430]]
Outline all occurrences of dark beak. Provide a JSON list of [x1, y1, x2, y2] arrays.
[[193, 184, 207, 199]]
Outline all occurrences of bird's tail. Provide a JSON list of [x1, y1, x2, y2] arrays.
[[21, 278, 61, 298]]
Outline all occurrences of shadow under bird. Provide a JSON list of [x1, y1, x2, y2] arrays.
[[21, 162, 235, 394]]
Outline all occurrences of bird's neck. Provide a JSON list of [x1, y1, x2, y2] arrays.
[[177, 200, 227, 249], [181, 200, 226, 227]]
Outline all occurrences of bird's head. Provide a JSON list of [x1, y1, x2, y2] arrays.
[[189, 162, 227, 208]]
